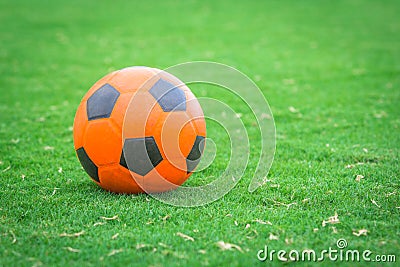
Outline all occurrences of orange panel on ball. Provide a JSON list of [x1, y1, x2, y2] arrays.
[[109, 92, 133, 130], [108, 67, 156, 94], [73, 101, 88, 149], [158, 111, 197, 164], [98, 164, 144, 194], [191, 117, 206, 137], [139, 160, 188, 192], [83, 120, 122, 166], [123, 91, 161, 139]]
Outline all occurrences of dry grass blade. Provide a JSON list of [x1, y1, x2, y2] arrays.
[[322, 212, 340, 227], [269, 233, 279, 240], [136, 244, 151, 250], [386, 191, 395, 197], [253, 219, 272, 225], [161, 249, 187, 259], [162, 214, 171, 221], [355, 174, 364, 182], [111, 233, 119, 240], [51, 188, 60, 196], [353, 229, 368, 236], [371, 199, 381, 208], [107, 249, 123, 257], [216, 241, 243, 253], [261, 113, 271, 120], [285, 238, 293, 245], [269, 199, 297, 209], [9, 230, 17, 244], [64, 247, 80, 253], [158, 242, 170, 248], [246, 230, 258, 239], [100, 215, 119, 221], [2, 166, 11, 172], [176, 232, 194, 241], [288, 106, 298, 113], [59, 230, 85, 237]]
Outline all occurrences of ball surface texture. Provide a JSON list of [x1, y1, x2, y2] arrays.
[[73, 67, 206, 193]]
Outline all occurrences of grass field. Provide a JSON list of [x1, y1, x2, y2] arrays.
[[0, 0, 399, 266]]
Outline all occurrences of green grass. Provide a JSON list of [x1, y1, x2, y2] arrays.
[[0, 0, 399, 266]]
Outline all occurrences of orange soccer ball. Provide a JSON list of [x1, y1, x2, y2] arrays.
[[73, 67, 206, 194]]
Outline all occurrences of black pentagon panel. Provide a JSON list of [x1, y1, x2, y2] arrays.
[[186, 136, 205, 173], [87, 83, 120, 121], [76, 147, 99, 182], [149, 79, 186, 112], [121, 136, 163, 176], [119, 151, 128, 169]]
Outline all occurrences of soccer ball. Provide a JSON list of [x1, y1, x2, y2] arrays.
[[73, 67, 206, 193]]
